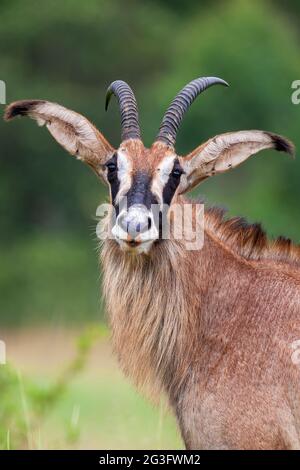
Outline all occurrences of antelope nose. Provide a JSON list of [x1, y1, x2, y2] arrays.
[[117, 208, 152, 238]]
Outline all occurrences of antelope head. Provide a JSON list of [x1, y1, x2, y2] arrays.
[[4, 78, 294, 254]]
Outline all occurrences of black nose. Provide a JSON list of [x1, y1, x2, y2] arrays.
[[136, 216, 152, 233]]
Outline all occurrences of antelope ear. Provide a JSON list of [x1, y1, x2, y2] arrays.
[[178, 130, 295, 194], [4, 100, 115, 179]]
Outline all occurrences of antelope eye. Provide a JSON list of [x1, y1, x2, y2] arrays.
[[171, 167, 183, 178], [106, 162, 117, 172]]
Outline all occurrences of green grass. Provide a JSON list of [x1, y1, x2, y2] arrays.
[[42, 375, 182, 450], [0, 327, 183, 450], [0, 234, 101, 326]]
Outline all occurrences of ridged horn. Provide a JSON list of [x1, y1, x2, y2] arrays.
[[105, 80, 141, 141], [156, 77, 229, 147]]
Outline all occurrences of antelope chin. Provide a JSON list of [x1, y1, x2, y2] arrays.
[[115, 238, 156, 255], [111, 219, 159, 255]]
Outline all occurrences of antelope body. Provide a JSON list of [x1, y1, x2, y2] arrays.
[[5, 78, 300, 449]]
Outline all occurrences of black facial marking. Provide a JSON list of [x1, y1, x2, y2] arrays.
[[125, 171, 158, 210], [105, 153, 119, 205], [162, 158, 184, 206]]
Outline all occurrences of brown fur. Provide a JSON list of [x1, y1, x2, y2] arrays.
[[119, 140, 176, 173], [102, 196, 300, 449], [205, 205, 300, 268]]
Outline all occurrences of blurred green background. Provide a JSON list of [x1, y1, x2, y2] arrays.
[[1, 0, 300, 449], [1, 0, 300, 325]]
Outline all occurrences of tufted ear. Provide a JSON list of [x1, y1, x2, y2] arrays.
[[4, 99, 115, 180], [178, 130, 295, 194]]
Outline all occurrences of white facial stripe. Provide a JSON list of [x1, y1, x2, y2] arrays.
[[151, 155, 176, 205], [115, 150, 132, 204]]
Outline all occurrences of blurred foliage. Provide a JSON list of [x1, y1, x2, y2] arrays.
[[0, 234, 101, 326], [1, 0, 300, 324], [0, 324, 105, 449]]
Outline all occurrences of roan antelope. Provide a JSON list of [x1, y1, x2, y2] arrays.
[[5, 77, 300, 449]]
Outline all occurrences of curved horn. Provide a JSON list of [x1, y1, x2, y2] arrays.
[[105, 80, 141, 142], [156, 77, 229, 148]]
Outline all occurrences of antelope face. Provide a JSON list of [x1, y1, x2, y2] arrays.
[[5, 78, 293, 255], [105, 140, 184, 254]]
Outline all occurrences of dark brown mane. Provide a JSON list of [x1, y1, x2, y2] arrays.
[[204, 205, 300, 268]]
